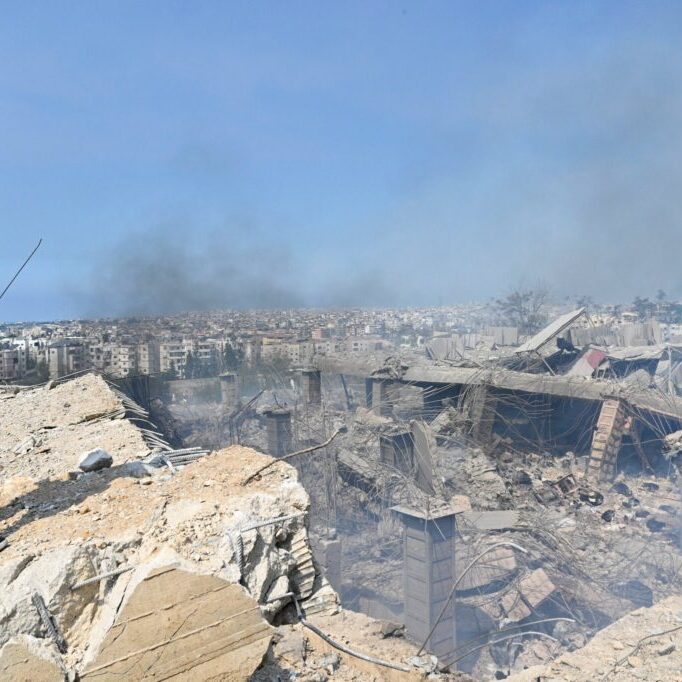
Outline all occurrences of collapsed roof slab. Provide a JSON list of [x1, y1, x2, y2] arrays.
[[515, 307, 587, 354], [314, 357, 682, 426]]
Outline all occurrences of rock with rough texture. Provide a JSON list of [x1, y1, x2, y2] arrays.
[[78, 449, 113, 472], [0, 445, 338, 673], [0, 374, 149, 481], [0, 635, 64, 681], [0, 546, 96, 649]]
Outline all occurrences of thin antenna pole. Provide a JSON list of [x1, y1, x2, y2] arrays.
[[0, 238, 43, 302]]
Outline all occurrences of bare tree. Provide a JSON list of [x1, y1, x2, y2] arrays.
[[495, 284, 549, 334]]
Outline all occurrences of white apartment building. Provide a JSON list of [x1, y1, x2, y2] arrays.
[[111, 345, 138, 377], [137, 341, 160, 375]]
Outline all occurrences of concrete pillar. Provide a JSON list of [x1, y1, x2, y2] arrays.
[[264, 408, 292, 457], [300, 368, 321, 407], [219, 373, 239, 410], [392, 506, 457, 663], [318, 533, 342, 589], [365, 378, 374, 409], [371, 379, 397, 417], [379, 431, 414, 474], [468, 386, 498, 444]]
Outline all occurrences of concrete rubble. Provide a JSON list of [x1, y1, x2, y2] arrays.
[[0, 374, 149, 480], [4, 304, 682, 680], [0, 373, 465, 680], [506, 595, 682, 681]]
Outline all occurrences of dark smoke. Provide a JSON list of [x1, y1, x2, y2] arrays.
[[87, 224, 304, 315], [85, 38, 682, 314], [371, 37, 682, 304]]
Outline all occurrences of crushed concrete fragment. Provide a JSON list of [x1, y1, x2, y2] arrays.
[[78, 448, 113, 472]]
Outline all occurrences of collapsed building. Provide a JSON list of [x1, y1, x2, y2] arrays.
[[186, 308, 682, 679], [3, 306, 682, 681]]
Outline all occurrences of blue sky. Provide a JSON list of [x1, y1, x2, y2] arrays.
[[2, 1, 682, 321]]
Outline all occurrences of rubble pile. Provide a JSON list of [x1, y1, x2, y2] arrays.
[[507, 595, 682, 681], [0, 373, 464, 680], [280, 386, 682, 679]]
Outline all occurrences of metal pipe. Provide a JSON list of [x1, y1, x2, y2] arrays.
[[293, 598, 410, 673]]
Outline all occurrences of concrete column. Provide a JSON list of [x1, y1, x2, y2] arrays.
[[365, 378, 374, 409], [318, 533, 342, 590], [219, 373, 239, 410], [264, 408, 292, 457], [468, 386, 498, 444], [586, 398, 627, 483], [392, 506, 457, 664], [300, 368, 322, 407], [379, 431, 414, 474], [371, 379, 397, 417]]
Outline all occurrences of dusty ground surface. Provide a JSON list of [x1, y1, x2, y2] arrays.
[[0, 374, 148, 480], [255, 609, 474, 681], [507, 595, 682, 681], [0, 445, 308, 567]]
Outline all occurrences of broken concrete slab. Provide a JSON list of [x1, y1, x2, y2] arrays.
[[0, 635, 64, 681], [0, 546, 96, 650], [81, 566, 273, 681]]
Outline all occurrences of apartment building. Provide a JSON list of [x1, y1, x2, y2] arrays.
[[194, 339, 219, 368], [137, 341, 160, 375], [0, 349, 23, 381], [111, 344, 138, 377], [344, 336, 388, 354], [260, 340, 314, 365], [86, 342, 112, 372], [47, 341, 85, 379], [311, 339, 342, 356]]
